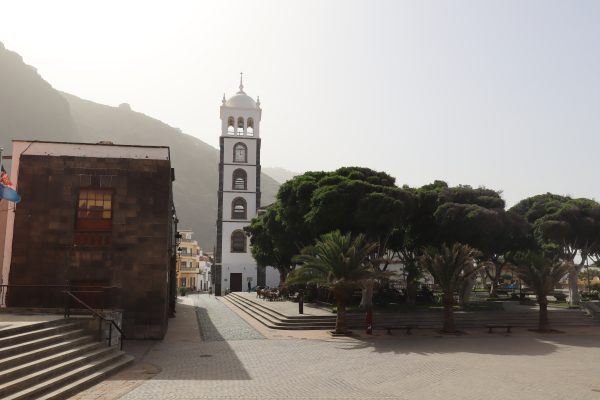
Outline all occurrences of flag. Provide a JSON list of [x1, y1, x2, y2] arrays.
[[0, 164, 20, 203]]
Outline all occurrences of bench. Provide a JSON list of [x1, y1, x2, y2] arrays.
[[384, 326, 414, 335], [485, 324, 512, 333]]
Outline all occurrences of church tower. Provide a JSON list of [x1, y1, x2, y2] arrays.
[[214, 74, 262, 295]]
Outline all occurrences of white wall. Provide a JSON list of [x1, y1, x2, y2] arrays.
[[221, 221, 255, 265], [265, 266, 280, 288], [220, 264, 258, 292], [222, 138, 258, 165], [222, 192, 257, 221], [222, 164, 257, 192]]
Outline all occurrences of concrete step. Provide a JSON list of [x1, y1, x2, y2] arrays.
[[0, 335, 95, 371], [3, 351, 131, 400], [0, 346, 115, 397], [223, 295, 335, 330], [0, 319, 69, 339], [0, 323, 80, 349], [0, 329, 86, 359], [230, 300, 334, 326], [0, 341, 103, 384], [229, 293, 335, 320], [37, 354, 134, 400]]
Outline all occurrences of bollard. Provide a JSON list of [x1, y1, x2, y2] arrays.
[[299, 290, 304, 314]]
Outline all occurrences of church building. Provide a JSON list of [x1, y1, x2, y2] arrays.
[[214, 76, 271, 296]]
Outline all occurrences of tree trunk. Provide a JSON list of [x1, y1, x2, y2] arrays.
[[538, 297, 550, 331], [359, 280, 374, 309], [460, 275, 476, 306], [405, 281, 417, 306], [278, 268, 288, 287], [335, 298, 347, 334], [405, 263, 419, 306], [489, 279, 498, 298], [442, 294, 455, 333], [568, 267, 580, 305]]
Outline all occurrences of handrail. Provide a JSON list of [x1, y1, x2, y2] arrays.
[[63, 290, 125, 351]]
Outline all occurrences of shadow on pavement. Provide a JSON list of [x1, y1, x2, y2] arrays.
[[333, 329, 600, 357], [107, 302, 251, 381]]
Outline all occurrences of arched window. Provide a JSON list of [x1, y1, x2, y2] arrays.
[[232, 169, 247, 190], [231, 197, 247, 220], [231, 230, 246, 253], [233, 142, 247, 163], [227, 117, 235, 134], [237, 117, 245, 135], [247, 118, 254, 136]]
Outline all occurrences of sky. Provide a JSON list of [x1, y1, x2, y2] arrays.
[[1, 0, 599, 206]]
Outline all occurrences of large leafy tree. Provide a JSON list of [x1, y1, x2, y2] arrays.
[[511, 194, 600, 304], [419, 243, 480, 333], [287, 231, 380, 334], [247, 167, 414, 293], [514, 252, 570, 331], [245, 204, 299, 284], [397, 182, 527, 303]]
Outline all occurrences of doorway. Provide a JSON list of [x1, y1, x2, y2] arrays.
[[230, 273, 243, 292]]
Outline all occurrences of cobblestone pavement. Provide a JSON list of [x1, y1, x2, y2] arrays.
[[86, 295, 600, 400], [193, 294, 264, 341]]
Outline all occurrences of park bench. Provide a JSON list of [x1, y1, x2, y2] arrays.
[[485, 324, 512, 333], [384, 325, 415, 335]]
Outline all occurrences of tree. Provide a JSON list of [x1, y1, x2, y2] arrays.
[[287, 231, 380, 334], [248, 167, 414, 301], [513, 252, 570, 331], [419, 243, 480, 333], [511, 194, 600, 304], [245, 204, 300, 284]]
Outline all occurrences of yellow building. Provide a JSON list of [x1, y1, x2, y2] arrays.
[[176, 230, 201, 290]]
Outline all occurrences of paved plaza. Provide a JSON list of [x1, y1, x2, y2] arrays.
[[75, 294, 600, 399]]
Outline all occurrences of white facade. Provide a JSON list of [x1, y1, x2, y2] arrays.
[[216, 77, 278, 294]]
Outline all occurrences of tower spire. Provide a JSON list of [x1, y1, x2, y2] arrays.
[[238, 72, 244, 93]]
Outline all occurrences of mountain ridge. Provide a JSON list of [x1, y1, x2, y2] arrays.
[[0, 42, 279, 249]]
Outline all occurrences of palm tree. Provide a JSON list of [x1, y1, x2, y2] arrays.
[[514, 252, 570, 331], [287, 231, 379, 334], [419, 243, 480, 333]]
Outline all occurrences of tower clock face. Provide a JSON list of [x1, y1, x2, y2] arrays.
[[234, 143, 247, 162]]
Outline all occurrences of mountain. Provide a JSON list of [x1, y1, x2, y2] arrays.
[[262, 167, 299, 184], [0, 42, 279, 249]]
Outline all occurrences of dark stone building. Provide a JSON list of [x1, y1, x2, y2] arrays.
[[2, 140, 177, 339]]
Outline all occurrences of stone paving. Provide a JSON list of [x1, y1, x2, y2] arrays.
[[75, 294, 600, 400], [193, 294, 264, 341]]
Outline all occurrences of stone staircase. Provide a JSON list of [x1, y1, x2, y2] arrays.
[[223, 292, 336, 330], [0, 318, 133, 399], [224, 292, 597, 331]]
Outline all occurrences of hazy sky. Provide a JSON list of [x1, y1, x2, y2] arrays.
[[2, 1, 599, 206]]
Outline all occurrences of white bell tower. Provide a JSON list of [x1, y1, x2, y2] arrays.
[[214, 74, 262, 295]]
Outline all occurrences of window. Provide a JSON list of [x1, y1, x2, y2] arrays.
[[232, 169, 247, 190], [74, 189, 112, 246], [247, 118, 254, 136], [181, 277, 187, 287], [231, 197, 247, 220], [227, 117, 235, 134], [231, 230, 246, 253], [237, 117, 244, 135], [233, 142, 247, 163]]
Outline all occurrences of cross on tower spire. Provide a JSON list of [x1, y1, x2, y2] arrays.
[[239, 72, 244, 93]]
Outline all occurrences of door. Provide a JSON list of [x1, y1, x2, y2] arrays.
[[230, 273, 243, 292]]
